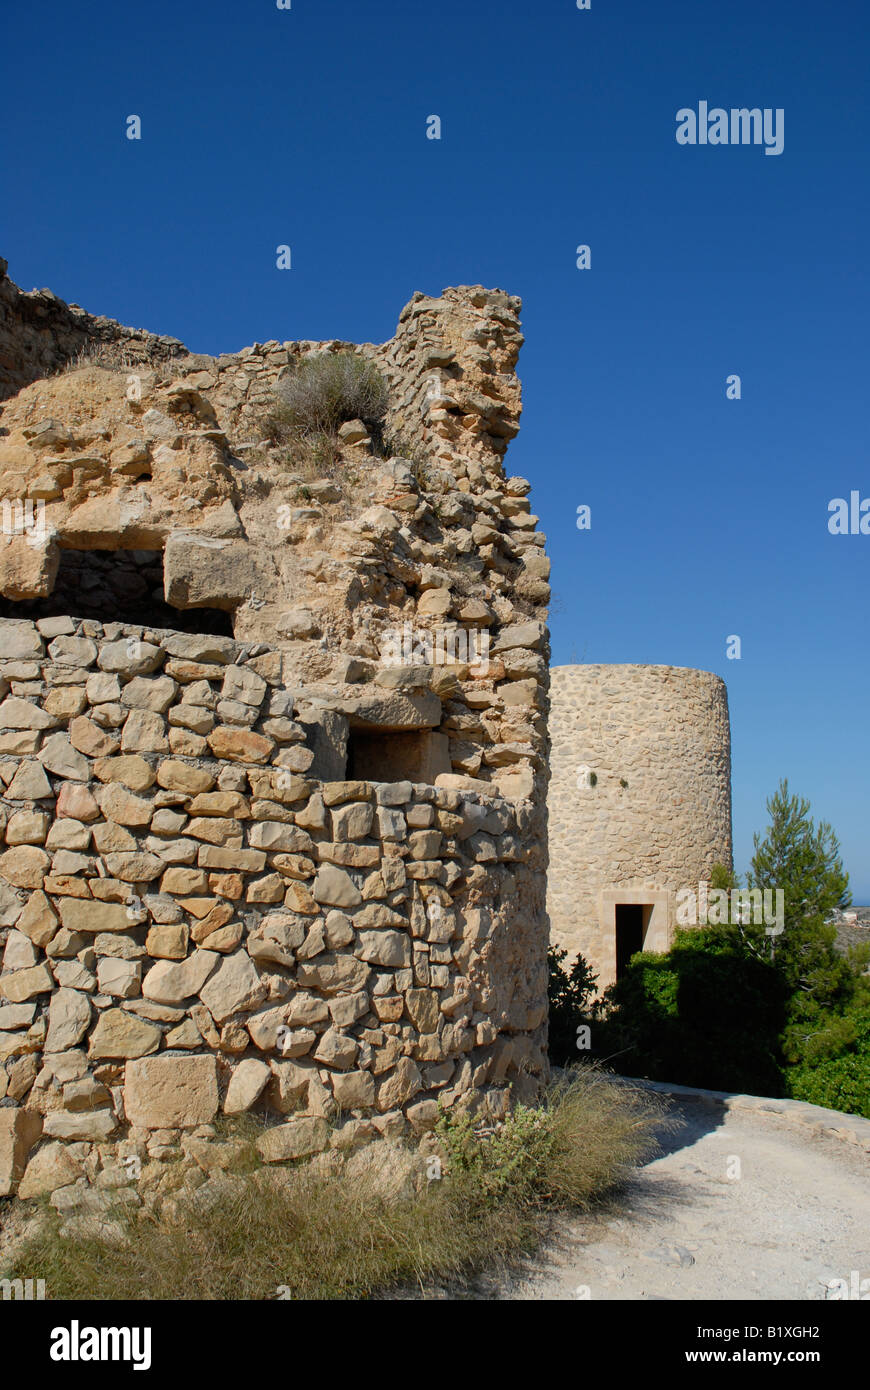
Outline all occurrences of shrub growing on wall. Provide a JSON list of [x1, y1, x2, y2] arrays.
[[273, 351, 388, 438]]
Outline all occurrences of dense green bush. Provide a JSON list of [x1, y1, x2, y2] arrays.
[[547, 945, 599, 1065], [595, 930, 788, 1095], [785, 988, 870, 1115], [546, 783, 870, 1118]]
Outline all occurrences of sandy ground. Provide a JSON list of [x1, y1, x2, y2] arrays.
[[494, 1095, 870, 1301]]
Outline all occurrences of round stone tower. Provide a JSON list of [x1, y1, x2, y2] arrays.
[[547, 664, 733, 988]]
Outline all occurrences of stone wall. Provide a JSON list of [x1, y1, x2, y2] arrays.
[[0, 615, 548, 1196], [547, 664, 733, 987], [0, 263, 552, 1201], [0, 267, 550, 810], [0, 258, 187, 403]]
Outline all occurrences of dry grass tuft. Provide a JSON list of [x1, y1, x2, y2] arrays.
[[2, 1068, 664, 1301]]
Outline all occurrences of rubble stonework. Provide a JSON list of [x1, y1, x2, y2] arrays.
[[0, 616, 548, 1192], [547, 664, 733, 987], [0, 263, 551, 1196], [0, 258, 188, 404]]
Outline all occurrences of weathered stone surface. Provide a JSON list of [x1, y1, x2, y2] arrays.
[[0, 621, 44, 660], [124, 1054, 219, 1128], [88, 1008, 162, 1059], [0, 962, 54, 1002], [0, 1107, 44, 1195], [2, 929, 38, 971], [142, 950, 220, 1005], [97, 957, 142, 999], [43, 1110, 117, 1141], [256, 1118, 329, 1162], [45, 987, 92, 1050], [312, 864, 363, 908], [312, 1029, 358, 1070], [0, 881, 24, 928], [69, 715, 119, 758], [121, 708, 168, 753], [376, 1058, 423, 1111], [0, 696, 56, 730], [198, 950, 267, 1023], [122, 675, 178, 712], [357, 929, 412, 968], [490, 621, 546, 653], [18, 1140, 84, 1199], [0, 1002, 36, 1029], [145, 923, 189, 960], [165, 533, 274, 612], [224, 1058, 271, 1114], [98, 639, 163, 675], [198, 845, 266, 873], [39, 733, 90, 780], [156, 759, 215, 794], [207, 727, 275, 764], [248, 821, 313, 854], [56, 781, 101, 821], [296, 952, 371, 995], [5, 759, 53, 799], [330, 801, 374, 842], [63, 1072, 111, 1108], [93, 754, 156, 791], [331, 1069, 376, 1109], [0, 844, 50, 888], [57, 899, 132, 934]]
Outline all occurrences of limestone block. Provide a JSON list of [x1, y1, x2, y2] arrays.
[[0, 962, 54, 1002], [0, 533, 59, 601], [312, 864, 362, 908], [43, 1111, 117, 1141], [164, 533, 276, 611], [88, 1008, 162, 1060], [142, 950, 220, 1005], [0, 1107, 44, 1195], [45, 988, 92, 1050], [356, 930, 411, 968], [223, 1058, 271, 1114], [255, 1118, 329, 1162], [124, 1054, 219, 1128], [0, 620, 44, 660], [198, 950, 267, 1023], [331, 1070, 376, 1108], [57, 899, 132, 934], [18, 1140, 83, 1199]]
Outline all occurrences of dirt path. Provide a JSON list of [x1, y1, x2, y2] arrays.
[[502, 1094, 870, 1301]]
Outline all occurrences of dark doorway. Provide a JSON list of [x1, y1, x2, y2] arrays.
[[0, 549, 234, 635], [615, 903, 650, 978]]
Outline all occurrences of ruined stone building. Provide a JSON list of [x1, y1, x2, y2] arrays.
[[0, 259, 551, 1198], [548, 664, 733, 989]]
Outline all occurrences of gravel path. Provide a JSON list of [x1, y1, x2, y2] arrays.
[[503, 1094, 870, 1301]]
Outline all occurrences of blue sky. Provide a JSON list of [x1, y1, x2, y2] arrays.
[[2, 0, 867, 896]]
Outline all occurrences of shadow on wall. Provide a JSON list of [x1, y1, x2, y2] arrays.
[[0, 548, 234, 635]]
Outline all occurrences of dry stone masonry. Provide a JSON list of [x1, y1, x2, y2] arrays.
[[0, 258, 188, 404], [548, 664, 733, 988], [0, 261, 551, 1201]]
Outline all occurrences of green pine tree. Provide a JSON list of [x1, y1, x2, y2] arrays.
[[746, 779, 851, 1004]]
